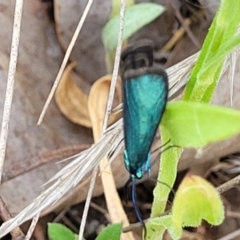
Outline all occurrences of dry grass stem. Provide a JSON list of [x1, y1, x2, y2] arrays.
[[37, 0, 94, 125], [0, 0, 23, 184]]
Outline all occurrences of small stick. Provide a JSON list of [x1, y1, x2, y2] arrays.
[[217, 174, 240, 194], [0, 0, 23, 184], [169, 0, 200, 48], [37, 0, 94, 125], [90, 202, 111, 223], [161, 18, 191, 52], [0, 196, 24, 239], [24, 213, 40, 240], [217, 228, 240, 240], [2, 144, 89, 182]]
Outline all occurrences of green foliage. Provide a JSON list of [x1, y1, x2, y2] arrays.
[[102, 2, 165, 72], [172, 175, 224, 227], [102, 3, 165, 52], [162, 101, 240, 147], [48, 223, 78, 240], [183, 0, 240, 102], [148, 175, 224, 240], [48, 222, 122, 240], [96, 223, 122, 240]]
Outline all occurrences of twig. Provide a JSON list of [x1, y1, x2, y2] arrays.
[[0, 196, 24, 239], [24, 213, 40, 240], [161, 18, 191, 52], [78, 168, 98, 240], [78, 0, 126, 239], [226, 210, 240, 218], [2, 144, 89, 182], [90, 202, 111, 223], [217, 228, 240, 240], [37, 0, 94, 125], [102, 8, 125, 133], [53, 207, 70, 222], [62, 216, 79, 233], [122, 210, 170, 233], [0, 0, 23, 184], [217, 174, 240, 194], [32, 222, 45, 240], [169, 0, 200, 48]]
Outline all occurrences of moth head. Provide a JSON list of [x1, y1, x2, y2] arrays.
[[121, 39, 154, 72]]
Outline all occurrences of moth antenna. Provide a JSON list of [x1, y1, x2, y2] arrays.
[[132, 177, 147, 239], [149, 177, 176, 197], [150, 141, 181, 169], [124, 177, 132, 205]]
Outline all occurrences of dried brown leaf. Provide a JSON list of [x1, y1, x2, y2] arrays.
[[55, 62, 91, 127], [88, 74, 122, 139]]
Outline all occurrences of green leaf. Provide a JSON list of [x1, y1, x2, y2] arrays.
[[162, 101, 240, 148], [147, 215, 178, 240], [183, 0, 240, 102], [201, 34, 240, 76], [148, 175, 224, 240], [96, 223, 122, 240], [102, 3, 165, 51], [48, 223, 76, 240], [172, 175, 224, 227], [184, 33, 240, 103]]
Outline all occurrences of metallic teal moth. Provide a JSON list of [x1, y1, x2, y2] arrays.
[[121, 40, 168, 179], [121, 39, 169, 230]]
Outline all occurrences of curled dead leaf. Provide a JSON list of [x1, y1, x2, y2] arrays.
[[88, 75, 122, 140], [55, 62, 91, 127]]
